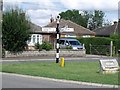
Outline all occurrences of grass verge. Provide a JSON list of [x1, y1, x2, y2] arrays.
[[1, 61, 119, 85]]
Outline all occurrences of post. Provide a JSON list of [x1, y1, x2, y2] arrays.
[[83, 44, 85, 49], [110, 41, 113, 57], [60, 57, 65, 67], [56, 15, 60, 63]]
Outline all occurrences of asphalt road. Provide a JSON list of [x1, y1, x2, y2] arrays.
[[2, 73, 110, 88]]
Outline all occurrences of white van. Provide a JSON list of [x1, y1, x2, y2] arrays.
[[59, 38, 83, 50]]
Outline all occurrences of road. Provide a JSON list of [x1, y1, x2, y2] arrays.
[[1, 56, 118, 64], [2, 73, 113, 88], [1, 56, 118, 88]]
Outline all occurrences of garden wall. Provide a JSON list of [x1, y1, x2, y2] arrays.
[[5, 49, 86, 58]]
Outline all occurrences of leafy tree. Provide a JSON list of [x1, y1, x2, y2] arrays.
[[59, 10, 105, 30], [59, 9, 88, 28], [2, 8, 30, 53], [88, 10, 105, 30]]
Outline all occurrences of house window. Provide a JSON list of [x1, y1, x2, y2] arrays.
[[37, 35, 39, 43], [33, 35, 36, 43]]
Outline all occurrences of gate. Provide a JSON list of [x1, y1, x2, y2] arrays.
[[89, 44, 111, 56]]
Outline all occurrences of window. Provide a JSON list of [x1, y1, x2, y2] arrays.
[[37, 35, 39, 43], [33, 35, 36, 43], [69, 41, 80, 45]]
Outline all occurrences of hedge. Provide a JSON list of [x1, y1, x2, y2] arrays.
[[77, 37, 118, 55]]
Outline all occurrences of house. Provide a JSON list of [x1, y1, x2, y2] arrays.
[[28, 19, 95, 50], [94, 22, 119, 37], [44, 19, 95, 38], [27, 22, 56, 50]]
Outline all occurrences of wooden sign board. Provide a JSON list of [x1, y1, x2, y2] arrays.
[[99, 59, 119, 74]]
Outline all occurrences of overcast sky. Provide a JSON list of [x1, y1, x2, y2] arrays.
[[3, 0, 120, 27]]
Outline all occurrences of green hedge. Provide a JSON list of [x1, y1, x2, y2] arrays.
[[77, 37, 112, 54]]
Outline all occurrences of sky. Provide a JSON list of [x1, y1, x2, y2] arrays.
[[3, 0, 120, 27]]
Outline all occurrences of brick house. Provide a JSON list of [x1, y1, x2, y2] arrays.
[[45, 19, 95, 38], [28, 19, 95, 50]]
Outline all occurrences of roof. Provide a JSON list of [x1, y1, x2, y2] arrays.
[[94, 23, 118, 36], [45, 19, 95, 35], [29, 22, 42, 33]]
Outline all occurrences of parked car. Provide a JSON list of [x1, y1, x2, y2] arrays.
[[59, 38, 83, 50]]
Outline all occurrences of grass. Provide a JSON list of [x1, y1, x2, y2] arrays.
[[1, 61, 119, 85]]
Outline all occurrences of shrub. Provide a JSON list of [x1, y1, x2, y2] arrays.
[[35, 42, 42, 51], [77, 37, 112, 54], [65, 46, 72, 49], [41, 41, 53, 51]]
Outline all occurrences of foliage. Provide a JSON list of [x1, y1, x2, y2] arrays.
[[59, 10, 105, 30], [35, 42, 42, 51], [65, 46, 72, 49], [2, 8, 30, 53], [35, 42, 53, 51], [59, 9, 89, 28], [88, 10, 105, 30], [77, 37, 112, 54], [110, 34, 120, 54], [110, 34, 119, 40]]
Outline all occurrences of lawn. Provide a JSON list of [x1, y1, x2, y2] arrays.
[[1, 61, 119, 85]]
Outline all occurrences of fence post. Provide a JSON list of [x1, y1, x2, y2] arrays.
[[83, 44, 85, 49], [110, 41, 113, 57]]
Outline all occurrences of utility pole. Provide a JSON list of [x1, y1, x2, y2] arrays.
[[56, 15, 60, 63]]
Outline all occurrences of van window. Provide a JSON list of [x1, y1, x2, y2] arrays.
[[59, 40, 65, 45], [69, 41, 80, 45]]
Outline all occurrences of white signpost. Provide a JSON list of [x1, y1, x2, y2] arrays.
[[99, 59, 119, 74]]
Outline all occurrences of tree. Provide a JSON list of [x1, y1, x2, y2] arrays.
[[59, 9, 88, 28], [59, 10, 105, 30], [88, 10, 105, 30], [2, 8, 30, 53]]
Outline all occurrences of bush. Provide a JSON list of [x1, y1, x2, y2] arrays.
[[35, 42, 53, 51], [77, 37, 112, 54], [65, 46, 72, 49], [35, 43, 42, 51]]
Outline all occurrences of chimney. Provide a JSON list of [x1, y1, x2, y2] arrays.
[[114, 21, 117, 25], [50, 15, 54, 23]]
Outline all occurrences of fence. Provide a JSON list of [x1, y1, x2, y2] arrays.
[[89, 41, 114, 56]]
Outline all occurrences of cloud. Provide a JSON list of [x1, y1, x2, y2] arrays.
[[59, 0, 119, 11], [3, 0, 119, 26], [26, 9, 59, 26]]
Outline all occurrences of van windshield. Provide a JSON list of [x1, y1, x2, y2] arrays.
[[69, 41, 81, 45]]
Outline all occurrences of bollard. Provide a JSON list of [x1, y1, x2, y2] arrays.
[[60, 57, 65, 67]]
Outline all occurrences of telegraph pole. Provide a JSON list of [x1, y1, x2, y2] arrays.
[[56, 15, 60, 63]]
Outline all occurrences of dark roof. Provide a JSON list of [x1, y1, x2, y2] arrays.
[[45, 19, 95, 35], [29, 22, 42, 33], [94, 23, 118, 36]]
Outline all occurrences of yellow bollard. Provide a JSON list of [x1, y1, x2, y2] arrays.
[[60, 57, 65, 67]]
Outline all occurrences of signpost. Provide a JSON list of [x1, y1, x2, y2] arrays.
[[56, 15, 60, 63], [99, 59, 119, 74]]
